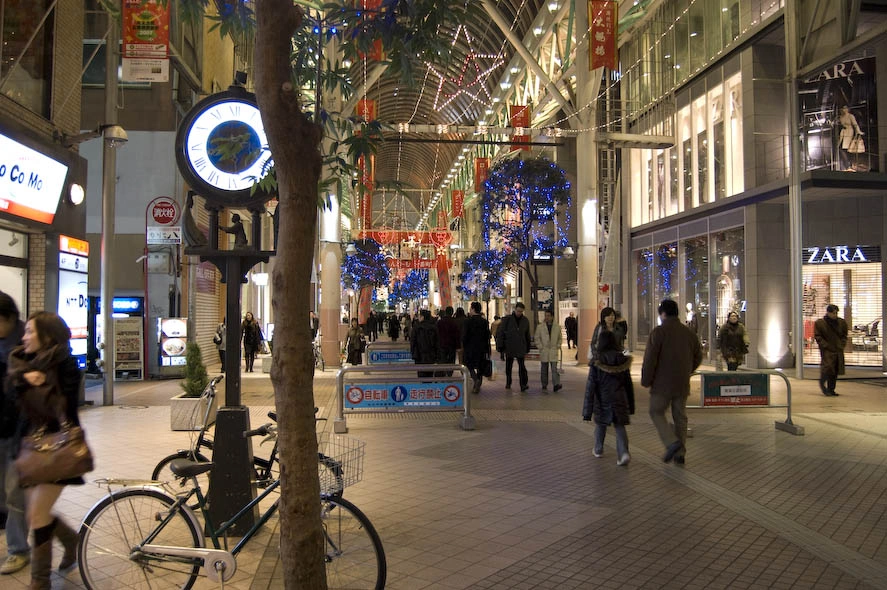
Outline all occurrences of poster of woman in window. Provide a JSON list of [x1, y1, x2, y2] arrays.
[[799, 56, 878, 173]]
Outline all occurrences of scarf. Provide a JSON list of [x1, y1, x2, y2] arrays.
[[6, 344, 69, 426]]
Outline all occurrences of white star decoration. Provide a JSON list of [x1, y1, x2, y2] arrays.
[[427, 25, 504, 112]]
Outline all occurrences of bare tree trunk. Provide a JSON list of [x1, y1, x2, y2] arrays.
[[521, 260, 541, 331], [254, 0, 327, 587]]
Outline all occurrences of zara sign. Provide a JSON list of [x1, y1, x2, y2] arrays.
[[805, 245, 881, 264]]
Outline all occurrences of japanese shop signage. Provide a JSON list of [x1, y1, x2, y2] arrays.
[[701, 374, 769, 407], [122, 0, 170, 81], [804, 245, 880, 264], [0, 132, 68, 225], [589, 0, 617, 71], [510, 105, 531, 151]]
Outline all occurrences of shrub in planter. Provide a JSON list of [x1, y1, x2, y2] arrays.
[[170, 342, 217, 431]]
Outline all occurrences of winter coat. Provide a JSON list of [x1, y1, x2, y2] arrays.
[[718, 321, 749, 364], [641, 316, 702, 397], [437, 317, 461, 352], [411, 318, 440, 364], [215, 323, 226, 351], [814, 316, 848, 376], [345, 326, 364, 365], [0, 319, 24, 439], [6, 344, 85, 484], [613, 319, 628, 349], [496, 313, 530, 358], [242, 320, 263, 353], [462, 314, 491, 364], [536, 321, 561, 363], [588, 324, 607, 362], [564, 315, 578, 340], [583, 349, 635, 425], [387, 316, 401, 339]]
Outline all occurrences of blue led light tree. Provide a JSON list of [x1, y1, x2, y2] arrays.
[[458, 249, 507, 317], [341, 239, 390, 314], [481, 154, 572, 317]]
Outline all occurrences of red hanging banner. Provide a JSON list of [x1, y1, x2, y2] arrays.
[[452, 190, 464, 218], [436, 253, 453, 309], [358, 0, 385, 61], [474, 158, 490, 193], [122, 0, 169, 58], [589, 0, 618, 71], [509, 105, 531, 151], [356, 98, 377, 121]]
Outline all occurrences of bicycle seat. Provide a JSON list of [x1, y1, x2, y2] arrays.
[[169, 458, 213, 478], [268, 411, 277, 422]]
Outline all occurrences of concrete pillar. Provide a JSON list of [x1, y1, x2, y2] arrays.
[[319, 195, 342, 366], [574, 5, 601, 364]]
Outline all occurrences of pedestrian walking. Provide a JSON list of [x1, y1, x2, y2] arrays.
[[462, 302, 491, 394], [717, 311, 749, 370], [583, 330, 635, 466], [402, 314, 412, 342], [367, 311, 378, 342], [241, 312, 264, 372], [537, 309, 562, 392], [410, 310, 440, 378], [387, 314, 401, 341], [309, 311, 320, 340], [345, 318, 365, 365], [6, 312, 88, 588], [814, 304, 848, 396], [0, 293, 29, 575], [495, 303, 531, 392], [490, 316, 503, 359], [589, 307, 617, 363], [564, 312, 578, 349], [641, 299, 702, 465], [213, 318, 226, 372], [613, 310, 628, 350], [437, 307, 460, 376]]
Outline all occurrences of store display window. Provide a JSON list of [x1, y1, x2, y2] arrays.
[[803, 246, 882, 367], [712, 227, 745, 327], [635, 248, 654, 343]]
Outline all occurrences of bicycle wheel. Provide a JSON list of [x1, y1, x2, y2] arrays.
[[322, 496, 386, 590], [152, 452, 210, 508], [78, 487, 202, 590]]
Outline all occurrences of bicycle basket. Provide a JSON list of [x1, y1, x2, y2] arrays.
[[316, 432, 365, 496]]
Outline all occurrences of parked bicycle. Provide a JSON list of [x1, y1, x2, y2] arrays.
[[78, 424, 385, 589], [153, 376, 280, 494], [314, 336, 325, 372]]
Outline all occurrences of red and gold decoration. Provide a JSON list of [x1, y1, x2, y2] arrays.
[[474, 157, 490, 193], [509, 105, 531, 151], [589, 0, 618, 71], [452, 190, 464, 219]]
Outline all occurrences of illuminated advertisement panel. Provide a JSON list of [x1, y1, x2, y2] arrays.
[[0, 132, 69, 224]]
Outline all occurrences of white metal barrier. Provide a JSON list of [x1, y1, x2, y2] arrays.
[[335, 364, 475, 433]]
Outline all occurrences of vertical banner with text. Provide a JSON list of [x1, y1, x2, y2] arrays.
[[452, 190, 464, 218], [589, 0, 617, 71], [358, 154, 374, 229], [474, 158, 490, 193], [359, 0, 385, 61], [509, 105, 531, 151], [122, 0, 170, 82]]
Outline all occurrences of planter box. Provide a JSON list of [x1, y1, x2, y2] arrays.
[[169, 392, 218, 431]]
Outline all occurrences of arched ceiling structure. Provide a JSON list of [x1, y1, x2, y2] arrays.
[[344, 0, 559, 229]]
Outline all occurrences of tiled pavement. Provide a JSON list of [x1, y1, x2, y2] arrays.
[[2, 346, 887, 589]]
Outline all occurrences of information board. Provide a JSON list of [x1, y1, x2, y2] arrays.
[[114, 317, 143, 380], [345, 382, 463, 410], [367, 349, 414, 364], [701, 373, 770, 406]]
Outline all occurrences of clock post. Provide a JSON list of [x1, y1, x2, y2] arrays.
[[175, 83, 277, 535]]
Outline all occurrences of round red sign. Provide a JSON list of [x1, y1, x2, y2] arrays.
[[149, 197, 180, 226]]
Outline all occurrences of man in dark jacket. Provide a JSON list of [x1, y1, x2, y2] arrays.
[[813, 304, 848, 396], [462, 302, 491, 394], [564, 312, 578, 349], [436, 307, 461, 376], [496, 302, 531, 392], [0, 292, 29, 574], [641, 299, 702, 465], [411, 310, 440, 378]]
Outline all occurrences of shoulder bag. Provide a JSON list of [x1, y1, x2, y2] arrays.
[[15, 400, 94, 486]]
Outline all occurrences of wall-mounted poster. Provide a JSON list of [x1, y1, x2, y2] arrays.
[[800, 56, 878, 173], [158, 317, 188, 372]]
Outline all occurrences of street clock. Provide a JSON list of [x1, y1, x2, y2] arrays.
[[175, 86, 274, 208]]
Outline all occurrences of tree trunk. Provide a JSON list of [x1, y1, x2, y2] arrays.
[[254, 1, 327, 587], [521, 260, 541, 331]]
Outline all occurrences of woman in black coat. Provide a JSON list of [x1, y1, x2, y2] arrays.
[[387, 315, 401, 341], [241, 312, 263, 372], [582, 330, 635, 466], [462, 302, 491, 394], [5, 312, 84, 588]]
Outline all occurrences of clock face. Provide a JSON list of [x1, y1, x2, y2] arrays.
[[175, 90, 274, 207]]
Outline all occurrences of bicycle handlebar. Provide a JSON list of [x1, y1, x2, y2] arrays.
[[243, 423, 274, 438]]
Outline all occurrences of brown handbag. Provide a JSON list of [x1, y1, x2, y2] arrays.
[[14, 422, 94, 487]]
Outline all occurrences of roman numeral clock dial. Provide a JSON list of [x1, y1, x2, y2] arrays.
[[174, 87, 274, 208]]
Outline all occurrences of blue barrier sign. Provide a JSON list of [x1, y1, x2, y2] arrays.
[[345, 382, 464, 409], [368, 349, 413, 364]]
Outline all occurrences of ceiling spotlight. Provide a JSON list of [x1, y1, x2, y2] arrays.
[[500, 81, 511, 90], [548, 1, 559, 11], [533, 26, 544, 36]]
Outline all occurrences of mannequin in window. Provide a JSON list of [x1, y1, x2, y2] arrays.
[[686, 302, 698, 334], [836, 105, 863, 172]]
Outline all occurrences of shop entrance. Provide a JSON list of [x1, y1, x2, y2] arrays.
[[803, 252, 882, 367]]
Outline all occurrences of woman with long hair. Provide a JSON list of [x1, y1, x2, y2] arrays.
[[5, 312, 85, 588], [241, 312, 263, 372]]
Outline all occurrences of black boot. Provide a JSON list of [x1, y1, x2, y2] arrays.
[[53, 517, 78, 571], [819, 376, 830, 395], [29, 523, 54, 590]]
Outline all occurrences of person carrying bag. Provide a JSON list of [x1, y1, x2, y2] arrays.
[[5, 312, 92, 589]]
